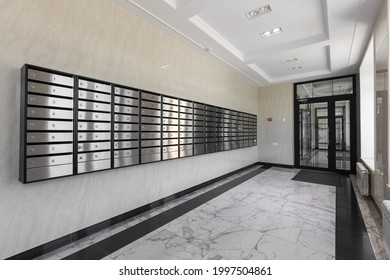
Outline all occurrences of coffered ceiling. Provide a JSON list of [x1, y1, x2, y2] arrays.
[[112, 0, 384, 86]]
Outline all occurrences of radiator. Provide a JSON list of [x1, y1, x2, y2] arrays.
[[383, 200, 390, 258], [356, 162, 370, 196]]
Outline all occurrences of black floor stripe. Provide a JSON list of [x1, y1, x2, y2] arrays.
[[63, 165, 271, 260], [335, 175, 375, 260]]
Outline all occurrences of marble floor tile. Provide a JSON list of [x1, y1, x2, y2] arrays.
[[194, 224, 264, 260], [248, 234, 334, 260], [297, 223, 335, 256], [111, 230, 207, 260]]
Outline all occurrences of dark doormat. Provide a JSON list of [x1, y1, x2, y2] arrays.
[[292, 169, 341, 187]]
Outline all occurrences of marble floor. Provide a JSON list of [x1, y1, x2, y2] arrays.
[[37, 166, 339, 260]]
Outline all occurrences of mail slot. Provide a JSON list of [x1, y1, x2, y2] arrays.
[[179, 126, 192, 132], [115, 114, 139, 123], [114, 149, 138, 158], [141, 132, 161, 139], [27, 107, 73, 120], [162, 104, 178, 112], [193, 109, 204, 116], [142, 92, 161, 102], [115, 87, 139, 98], [162, 111, 178, 119], [114, 123, 139, 131], [205, 144, 215, 153], [141, 108, 161, 117], [78, 111, 111, 121], [162, 96, 179, 105], [162, 118, 178, 125], [141, 147, 161, 155], [78, 122, 111, 131], [194, 103, 205, 110], [180, 107, 193, 114], [79, 101, 111, 112], [78, 151, 111, 162], [179, 138, 193, 144], [27, 154, 73, 169], [78, 79, 111, 93], [162, 152, 178, 160], [141, 101, 160, 110], [179, 120, 193, 126], [162, 132, 178, 139], [77, 142, 110, 152], [26, 164, 73, 182], [141, 140, 161, 147], [193, 138, 204, 144], [28, 82, 73, 98], [193, 121, 204, 127], [78, 132, 111, 141], [142, 116, 161, 124], [179, 132, 192, 138], [163, 146, 179, 153], [114, 156, 139, 168], [115, 96, 138, 106], [194, 132, 205, 138], [162, 139, 178, 146], [114, 132, 138, 140], [193, 115, 204, 121], [194, 144, 205, 155], [114, 140, 139, 149], [178, 100, 191, 107], [180, 113, 192, 120], [180, 148, 193, 158], [114, 105, 139, 115], [27, 120, 73, 131], [79, 90, 111, 103], [141, 124, 161, 132], [78, 159, 111, 174], [27, 132, 73, 143], [215, 143, 224, 152], [28, 94, 73, 109], [224, 142, 231, 150], [141, 154, 161, 163], [162, 125, 178, 132], [27, 143, 73, 156], [28, 69, 74, 87]]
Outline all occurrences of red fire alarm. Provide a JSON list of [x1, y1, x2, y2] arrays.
[[267, 117, 272, 121]]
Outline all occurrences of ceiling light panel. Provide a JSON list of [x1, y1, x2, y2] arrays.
[[260, 27, 283, 38], [281, 58, 298, 64], [245, 4, 272, 20]]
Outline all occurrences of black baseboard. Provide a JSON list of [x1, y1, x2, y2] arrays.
[[7, 162, 262, 260], [258, 162, 294, 169]]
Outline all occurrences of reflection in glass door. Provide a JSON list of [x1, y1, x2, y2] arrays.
[[335, 101, 351, 170], [299, 102, 328, 168]]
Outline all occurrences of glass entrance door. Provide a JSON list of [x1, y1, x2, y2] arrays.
[[297, 99, 352, 171]]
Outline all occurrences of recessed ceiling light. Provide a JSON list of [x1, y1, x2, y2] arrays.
[[245, 4, 272, 20], [287, 66, 303, 71], [281, 58, 298, 64], [260, 27, 283, 38], [161, 64, 170, 69]]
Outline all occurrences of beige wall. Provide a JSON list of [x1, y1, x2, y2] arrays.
[[258, 84, 295, 165], [0, 0, 258, 259]]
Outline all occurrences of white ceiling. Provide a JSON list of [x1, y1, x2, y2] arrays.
[[112, 0, 384, 86]]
